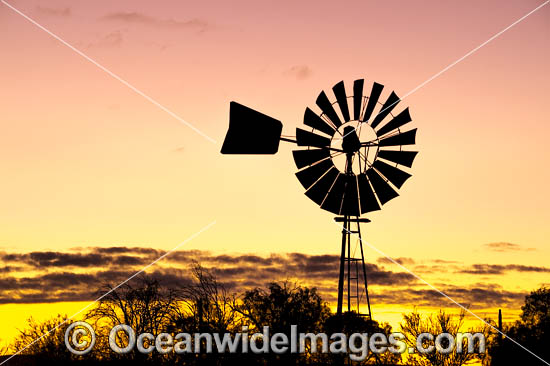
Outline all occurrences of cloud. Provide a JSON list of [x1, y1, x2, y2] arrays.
[[0, 266, 199, 303], [430, 259, 460, 264], [101, 12, 210, 33], [377, 257, 415, 266], [373, 284, 526, 309], [461, 264, 550, 275], [36, 6, 71, 17], [0, 247, 417, 304], [0, 266, 23, 274], [284, 65, 313, 80], [483, 242, 536, 252], [89, 246, 163, 256], [87, 30, 124, 48], [0, 247, 535, 309], [1, 250, 150, 269]]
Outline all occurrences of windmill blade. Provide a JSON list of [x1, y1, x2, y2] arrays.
[[305, 167, 339, 206], [376, 108, 412, 137], [316, 91, 342, 127], [293, 148, 331, 169], [321, 173, 347, 214], [378, 128, 417, 147], [377, 150, 418, 168], [357, 173, 381, 213], [341, 175, 360, 216], [296, 128, 331, 148], [373, 160, 412, 188], [362, 82, 384, 122], [333, 81, 351, 122], [304, 108, 336, 136], [366, 168, 399, 205], [370, 91, 400, 129], [295, 159, 334, 190], [353, 79, 364, 121]]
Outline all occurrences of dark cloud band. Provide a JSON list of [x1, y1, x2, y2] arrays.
[[0, 247, 533, 308]]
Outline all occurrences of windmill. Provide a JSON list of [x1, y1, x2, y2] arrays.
[[221, 79, 417, 318]]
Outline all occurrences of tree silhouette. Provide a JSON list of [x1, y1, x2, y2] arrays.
[[520, 287, 550, 330], [235, 281, 331, 365], [488, 287, 550, 365], [323, 311, 401, 365], [0, 338, 8, 356], [400, 309, 489, 366], [9, 314, 85, 364], [85, 276, 181, 363], [178, 261, 238, 334], [173, 262, 239, 366], [236, 281, 331, 334]]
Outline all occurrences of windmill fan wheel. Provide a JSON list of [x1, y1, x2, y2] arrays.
[[293, 79, 418, 216]]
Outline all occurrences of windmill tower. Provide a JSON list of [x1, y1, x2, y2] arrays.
[[221, 79, 418, 318]]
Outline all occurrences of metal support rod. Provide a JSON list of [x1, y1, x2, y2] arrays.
[[279, 137, 297, 144], [347, 220, 351, 312], [280, 136, 346, 153], [357, 220, 372, 318], [345, 153, 353, 314], [355, 259, 360, 311], [337, 218, 347, 315]]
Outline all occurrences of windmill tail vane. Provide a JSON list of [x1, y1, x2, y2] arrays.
[[221, 78, 418, 317]]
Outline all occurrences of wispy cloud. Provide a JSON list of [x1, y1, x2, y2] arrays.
[[483, 242, 536, 252], [86, 30, 124, 48], [377, 257, 415, 265], [283, 65, 313, 80], [375, 284, 526, 309], [36, 6, 71, 17], [101, 12, 210, 33], [460, 264, 550, 275], [0, 266, 23, 274]]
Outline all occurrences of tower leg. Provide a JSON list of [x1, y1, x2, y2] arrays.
[[336, 216, 347, 315], [347, 221, 352, 312], [356, 220, 372, 318]]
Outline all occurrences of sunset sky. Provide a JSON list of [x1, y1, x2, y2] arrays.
[[1, 0, 549, 349]]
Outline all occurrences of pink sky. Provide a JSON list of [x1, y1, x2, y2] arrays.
[[1, 0, 549, 344]]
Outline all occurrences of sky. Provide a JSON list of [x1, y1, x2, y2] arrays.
[[1, 0, 549, 349]]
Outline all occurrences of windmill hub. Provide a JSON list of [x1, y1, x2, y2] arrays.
[[341, 126, 361, 154], [330, 122, 379, 175]]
